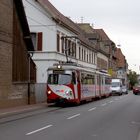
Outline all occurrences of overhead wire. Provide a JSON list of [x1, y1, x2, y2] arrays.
[[24, 0, 57, 32], [25, 0, 50, 18]]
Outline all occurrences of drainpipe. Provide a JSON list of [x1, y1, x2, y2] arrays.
[[28, 52, 33, 105]]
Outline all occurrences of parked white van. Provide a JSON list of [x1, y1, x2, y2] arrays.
[[111, 79, 122, 95]]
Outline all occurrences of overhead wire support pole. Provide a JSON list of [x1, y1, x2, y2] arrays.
[[61, 36, 78, 63]]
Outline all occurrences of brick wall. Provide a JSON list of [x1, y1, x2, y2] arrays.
[[0, 0, 36, 108], [0, 0, 13, 107]]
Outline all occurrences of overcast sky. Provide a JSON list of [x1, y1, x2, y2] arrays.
[[50, 0, 140, 73]]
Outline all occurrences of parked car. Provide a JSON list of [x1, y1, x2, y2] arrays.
[[133, 85, 140, 95], [122, 85, 128, 94]]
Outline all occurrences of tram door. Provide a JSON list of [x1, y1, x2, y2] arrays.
[[96, 75, 101, 97], [74, 71, 80, 102], [99, 75, 102, 96], [101, 76, 105, 96]]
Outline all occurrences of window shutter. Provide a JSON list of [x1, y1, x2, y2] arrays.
[[57, 33, 60, 52], [37, 32, 42, 51]]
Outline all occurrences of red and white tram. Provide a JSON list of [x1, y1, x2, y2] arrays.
[[46, 62, 111, 104]]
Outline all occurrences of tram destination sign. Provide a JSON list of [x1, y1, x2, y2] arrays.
[[53, 70, 64, 74]]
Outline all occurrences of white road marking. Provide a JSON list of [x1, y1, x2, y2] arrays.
[[115, 98, 119, 101], [108, 101, 114, 103], [131, 121, 140, 125], [67, 114, 80, 120], [88, 107, 96, 111], [92, 134, 98, 137], [101, 103, 107, 106], [26, 125, 53, 136]]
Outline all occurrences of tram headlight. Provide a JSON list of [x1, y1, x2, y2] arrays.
[[48, 90, 52, 95], [65, 91, 69, 95], [57, 65, 62, 69], [65, 90, 72, 96]]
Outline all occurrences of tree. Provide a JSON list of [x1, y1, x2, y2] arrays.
[[127, 70, 138, 89]]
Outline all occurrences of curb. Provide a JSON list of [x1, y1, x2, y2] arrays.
[[0, 105, 46, 118], [0, 103, 59, 124]]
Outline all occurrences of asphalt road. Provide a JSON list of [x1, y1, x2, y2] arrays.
[[0, 91, 140, 140]]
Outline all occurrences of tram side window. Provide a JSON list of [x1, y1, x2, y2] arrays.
[[97, 76, 99, 85], [81, 73, 95, 85], [102, 78, 104, 84], [105, 78, 111, 85]]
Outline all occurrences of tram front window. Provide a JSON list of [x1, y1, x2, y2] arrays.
[[48, 74, 72, 85]]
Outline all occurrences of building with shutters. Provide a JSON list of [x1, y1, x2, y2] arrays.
[[23, 0, 128, 102], [23, 0, 98, 82], [23, 0, 99, 102]]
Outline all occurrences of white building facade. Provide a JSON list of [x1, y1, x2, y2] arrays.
[[23, 0, 97, 84]]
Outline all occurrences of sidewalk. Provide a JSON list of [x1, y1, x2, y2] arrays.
[[0, 103, 47, 118], [0, 103, 59, 124]]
